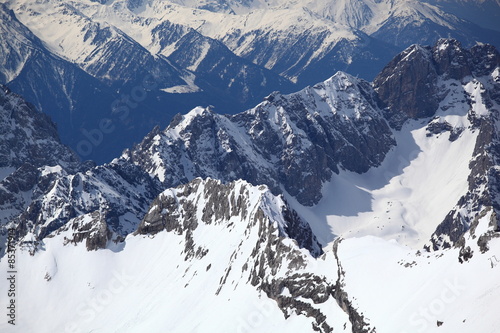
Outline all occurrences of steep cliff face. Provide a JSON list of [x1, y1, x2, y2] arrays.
[[125, 72, 395, 206], [374, 39, 500, 129]]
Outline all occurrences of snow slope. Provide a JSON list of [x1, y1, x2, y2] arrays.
[[0, 178, 347, 333], [290, 114, 478, 248], [340, 217, 500, 332], [1, 193, 499, 332]]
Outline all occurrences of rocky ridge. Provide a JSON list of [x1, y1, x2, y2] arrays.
[[124, 71, 395, 206], [1, 38, 500, 261], [135, 177, 373, 332]]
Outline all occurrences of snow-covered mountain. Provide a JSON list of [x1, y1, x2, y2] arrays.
[[2, 37, 499, 258], [0, 2, 128, 162], [49, 0, 498, 83], [1, 39, 500, 332], [0, 0, 295, 162], [0, 83, 161, 256], [1, 0, 499, 162], [1, 181, 499, 332], [0, 84, 80, 246], [123, 71, 395, 206]]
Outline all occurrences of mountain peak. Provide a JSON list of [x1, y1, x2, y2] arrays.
[[136, 177, 323, 256], [374, 39, 500, 129]]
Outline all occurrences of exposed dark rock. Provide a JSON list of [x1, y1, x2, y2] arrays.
[[374, 39, 500, 130], [52, 210, 112, 251], [282, 204, 323, 257], [458, 246, 473, 263], [138, 178, 322, 257], [332, 238, 376, 333], [249, 221, 335, 333], [477, 211, 500, 252], [374, 44, 439, 129], [426, 120, 453, 136], [126, 72, 395, 206]]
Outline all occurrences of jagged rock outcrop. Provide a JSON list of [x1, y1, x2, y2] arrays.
[[423, 40, 500, 251], [12, 159, 162, 251], [137, 178, 322, 256], [125, 72, 395, 206], [374, 39, 500, 129], [137, 177, 348, 332], [55, 210, 112, 251]]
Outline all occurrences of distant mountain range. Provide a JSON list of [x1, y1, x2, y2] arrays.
[[0, 0, 499, 162]]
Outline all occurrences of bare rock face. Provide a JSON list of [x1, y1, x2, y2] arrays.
[[126, 72, 395, 206], [374, 39, 500, 130], [55, 210, 112, 251], [374, 44, 439, 129], [137, 178, 322, 257], [432, 39, 473, 80], [0, 85, 79, 170]]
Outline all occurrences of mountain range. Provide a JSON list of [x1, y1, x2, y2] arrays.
[[1, 38, 500, 332], [0, 0, 499, 162]]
